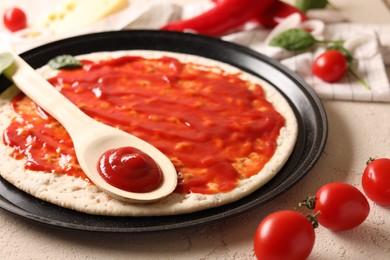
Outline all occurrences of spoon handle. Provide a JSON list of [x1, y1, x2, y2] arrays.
[[4, 53, 95, 137]]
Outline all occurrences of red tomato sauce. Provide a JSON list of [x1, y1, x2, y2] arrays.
[[2, 55, 285, 194], [98, 147, 163, 193]]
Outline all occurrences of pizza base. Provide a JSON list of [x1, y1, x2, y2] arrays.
[[0, 51, 298, 216]]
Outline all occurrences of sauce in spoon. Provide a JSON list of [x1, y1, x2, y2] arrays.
[[98, 147, 163, 193]]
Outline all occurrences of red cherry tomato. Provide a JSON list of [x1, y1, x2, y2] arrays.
[[312, 50, 348, 83], [362, 158, 390, 206], [253, 210, 315, 260], [314, 182, 370, 231], [3, 7, 27, 32]]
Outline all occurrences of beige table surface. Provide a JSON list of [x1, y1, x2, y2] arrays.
[[1, 0, 390, 259]]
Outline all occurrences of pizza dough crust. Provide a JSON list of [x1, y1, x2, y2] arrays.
[[0, 51, 298, 216]]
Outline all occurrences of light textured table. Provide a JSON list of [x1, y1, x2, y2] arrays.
[[1, 0, 390, 259]]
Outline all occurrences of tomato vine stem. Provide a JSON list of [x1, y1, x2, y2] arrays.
[[299, 195, 316, 209]]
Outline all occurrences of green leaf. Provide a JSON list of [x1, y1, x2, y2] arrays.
[[48, 55, 82, 70], [295, 0, 329, 12], [0, 52, 14, 74], [269, 28, 317, 51]]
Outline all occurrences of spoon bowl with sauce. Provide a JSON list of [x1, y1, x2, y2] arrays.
[[1, 52, 177, 203]]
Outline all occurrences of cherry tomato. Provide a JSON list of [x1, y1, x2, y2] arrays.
[[254, 210, 315, 260], [312, 50, 348, 83], [3, 7, 27, 32], [313, 182, 370, 231], [362, 158, 390, 206]]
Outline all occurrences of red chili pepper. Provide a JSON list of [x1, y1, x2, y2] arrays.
[[161, 0, 276, 36], [254, 1, 307, 28]]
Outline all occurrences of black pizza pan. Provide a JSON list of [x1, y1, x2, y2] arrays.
[[0, 30, 327, 232]]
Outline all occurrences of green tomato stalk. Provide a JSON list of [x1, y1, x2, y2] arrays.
[[295, 0, 330, 12]]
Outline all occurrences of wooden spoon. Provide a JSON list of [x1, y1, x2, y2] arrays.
[[1, 52, 177, 203]]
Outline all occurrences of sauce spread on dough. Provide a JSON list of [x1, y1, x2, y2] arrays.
[[98, 147, 163, 193], [3, 55, 285, 194]]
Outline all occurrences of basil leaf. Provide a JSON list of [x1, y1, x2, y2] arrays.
[[0, 52, 14, 74], [269, 28, 316, 51], [296, 0, 329, 12], [48, 55, 82, 70]]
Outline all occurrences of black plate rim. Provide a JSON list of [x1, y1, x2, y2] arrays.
[[0, 30, 327, 233]]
